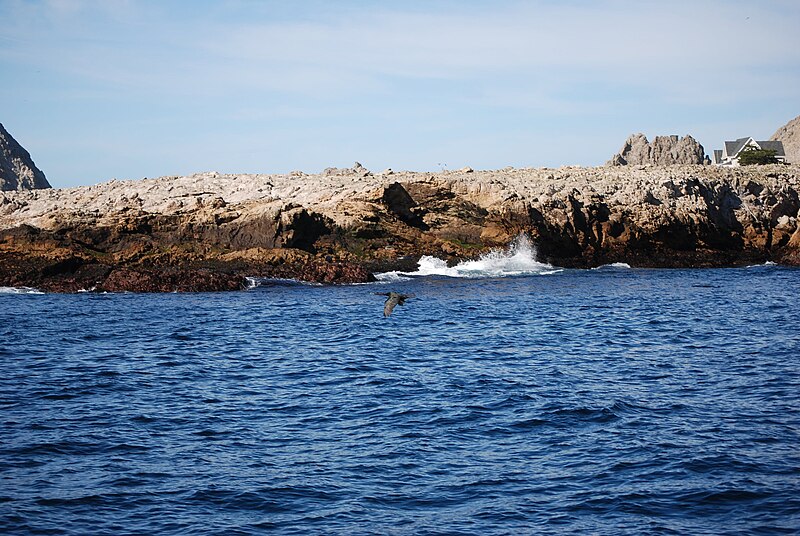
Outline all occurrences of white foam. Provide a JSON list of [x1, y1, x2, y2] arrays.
[[373, 271, 412, 283], [592, 262, 631, 270], [0, 286, 45, 295], [376, 234, 561, 280], [244, 277, 321, 289], [745, 261, 778, 269]]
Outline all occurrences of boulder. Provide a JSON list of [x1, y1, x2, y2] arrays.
[[608, 133, 705, 166]]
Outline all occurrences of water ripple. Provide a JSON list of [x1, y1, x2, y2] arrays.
[[1, 267, 799, 534]]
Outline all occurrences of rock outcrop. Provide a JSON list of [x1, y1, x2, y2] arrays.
[[771, 115, 800, 164], [608, 134, 706, 166], [1, 164, 799, 291], [0, 123, 51, 191]]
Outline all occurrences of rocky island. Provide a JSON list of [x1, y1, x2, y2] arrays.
[[1, 162, 799, 292], [3, 114, 800, 293]]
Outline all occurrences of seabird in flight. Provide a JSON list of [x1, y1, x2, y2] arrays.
[[375, 291, 415, 317]]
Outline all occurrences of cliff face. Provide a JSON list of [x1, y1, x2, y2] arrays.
[[771, 115, 800, 164], [1, 164, 799, 291], [0, 123, 51, 191], [608, 134, 706, 166]]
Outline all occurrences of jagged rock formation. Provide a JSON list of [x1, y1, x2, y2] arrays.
[[771, 115, 800, 164], [0, 124, 51, 191], [1, 164, 799, 291], [608, 134, 706, 166]]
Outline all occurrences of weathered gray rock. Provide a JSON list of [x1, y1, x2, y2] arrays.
[[0, 123, 51, 191], [771, 115, 800, 164], [608, 133, 705, 166]]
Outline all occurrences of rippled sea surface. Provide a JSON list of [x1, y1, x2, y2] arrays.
[[2, 266, 799, 535]]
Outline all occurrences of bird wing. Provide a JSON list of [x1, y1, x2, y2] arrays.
[[383, 295, 401, 317], [397, 293, 416, 304]]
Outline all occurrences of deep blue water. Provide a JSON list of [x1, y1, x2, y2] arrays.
[[1, 266, 799, 535]]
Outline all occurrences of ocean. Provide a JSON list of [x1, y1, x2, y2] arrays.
[[2, 238, 799, 535]]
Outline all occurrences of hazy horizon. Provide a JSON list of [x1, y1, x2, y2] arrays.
[[2, 0, 799, 188]]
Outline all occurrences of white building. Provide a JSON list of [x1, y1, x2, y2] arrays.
[[712, 137, 786, 166]]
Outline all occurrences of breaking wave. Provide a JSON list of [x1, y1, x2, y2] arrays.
[[376, 234, 561, 281], [746, 261, 777, 268], [0, 286, 44, 295]]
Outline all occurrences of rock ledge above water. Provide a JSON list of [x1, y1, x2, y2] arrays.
[[1, 164, 799, 291]]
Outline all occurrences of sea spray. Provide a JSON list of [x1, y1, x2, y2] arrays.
[[376, 234, 561, 281], [0, 286, 44, 294]]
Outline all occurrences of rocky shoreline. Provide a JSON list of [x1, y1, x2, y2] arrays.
[[1, 163, 799, 292]]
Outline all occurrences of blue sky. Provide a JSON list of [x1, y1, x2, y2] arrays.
[[1, 0, 799, 188]]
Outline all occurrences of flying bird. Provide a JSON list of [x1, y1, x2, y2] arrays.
[[375, 291, 415, 317]]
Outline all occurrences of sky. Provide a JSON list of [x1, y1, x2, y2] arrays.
[[1, 0, 799, 188]]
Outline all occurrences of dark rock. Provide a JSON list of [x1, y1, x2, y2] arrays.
[[0, 123, 51, 191], [99, 268, 245, 293], [296, 260, 375, 284], [382, 182, 428, 230], [609, 154, 627, 166], [276, 209, 332, 252]]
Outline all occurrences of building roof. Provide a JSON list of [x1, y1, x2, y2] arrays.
[[721, 137, 786, 158], [725, 137, 751, 157], [757, 140, 786, 156]]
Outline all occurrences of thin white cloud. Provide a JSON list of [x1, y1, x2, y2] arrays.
[[4, 0, 798, 99]]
